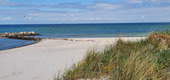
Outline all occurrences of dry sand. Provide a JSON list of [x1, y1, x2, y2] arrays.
[[0, 37, 145, 80]]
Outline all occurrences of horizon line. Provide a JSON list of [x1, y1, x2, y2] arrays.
[[0, 22, 170, 25]]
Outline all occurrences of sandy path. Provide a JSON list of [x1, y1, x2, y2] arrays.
[[0, 37, 145, 80]]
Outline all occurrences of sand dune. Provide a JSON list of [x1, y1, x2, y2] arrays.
[[0, 37, 145, 80]]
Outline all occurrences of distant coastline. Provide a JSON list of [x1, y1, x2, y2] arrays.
[[0, 22, 170, 25]]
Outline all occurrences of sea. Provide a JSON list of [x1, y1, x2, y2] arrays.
[[0, 23, 170, 50]]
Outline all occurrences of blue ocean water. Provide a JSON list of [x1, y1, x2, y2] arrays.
[[0, 38, 34, 50], [0, 23, 170, 50]]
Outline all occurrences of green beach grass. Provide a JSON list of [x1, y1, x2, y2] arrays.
[[57, 30, 170, 80]]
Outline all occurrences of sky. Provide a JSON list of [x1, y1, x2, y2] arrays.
[[0, 0, 170, 24]]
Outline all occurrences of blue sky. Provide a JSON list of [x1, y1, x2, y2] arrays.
[[0, 0, 170, 24]]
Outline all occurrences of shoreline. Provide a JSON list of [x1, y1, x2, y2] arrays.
[[0, 37, 146, 51], [0, 40, 41, 51], [0, 38, 41, 51]]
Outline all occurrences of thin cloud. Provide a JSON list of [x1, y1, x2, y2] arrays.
[[28, 14, 43, 16], [87, 3, 122, 10], [0, 0, 170, 24], [0, 0, 16, 6], [0, 17, 12, 21], [0, 1, 87, 9]]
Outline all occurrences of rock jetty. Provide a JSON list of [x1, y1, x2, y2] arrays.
[[0, 31, 42, 41], [1, 31, 41, 37]]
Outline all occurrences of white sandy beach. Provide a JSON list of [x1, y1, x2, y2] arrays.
[[0, 37, 145, 80]]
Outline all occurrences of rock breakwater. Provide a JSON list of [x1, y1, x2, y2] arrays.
[[0, 31, 42, 41]]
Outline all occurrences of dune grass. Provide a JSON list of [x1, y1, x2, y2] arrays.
[[57, 30, 170, 80]]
